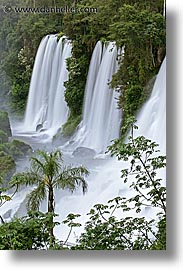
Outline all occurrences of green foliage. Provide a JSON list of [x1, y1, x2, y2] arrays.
[[63, 0, 165, 133], [109, 3, 165, 133], [63, 0, 126, 121], [62, 213, 82, 247], [0, 0, 165, 127], [0, 126, 166, 250], [0, 182, 11, 208], [63, 122, 166, 250], [11, 139, 32, 154], [0, 138, 32, 182], [0, 152, 16, 179], [150, 216, 166, 250], [0, 0, 166, 250], [122, 84, 144, 116], [64, 52, 90, 119], [0, 111, 8, 120], [0, 110, 12, 137], [62, 113, 81, 137], [10, 149, 89, 244], [0, 141, 30, 159], [0, 176, 19, 225], [109, 118, 166, 214], [0, 211, 59, 250], [0, 110, 32, 180], [10, 149, 89, 212], [71, 199, 163, 250], [0, 0, 65, 113], [0, 130, 8, 144]]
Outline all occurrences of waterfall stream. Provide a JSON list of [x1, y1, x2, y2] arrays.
[[20, 35, 72, 139], [135, 57, 166, 154], [66, 41, 122, 154]]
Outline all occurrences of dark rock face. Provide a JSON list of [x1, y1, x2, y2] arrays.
[[36, 124, 43, 132], [11, 139, 32, 155], [0, 110, 12, 137], [0, 111, 33, 181], [72, 147, 96, 158], [52, 128, 69, 146], [0, 139, 32, 181]]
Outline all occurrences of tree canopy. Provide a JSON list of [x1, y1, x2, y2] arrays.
[[0, 0, 165, 130]]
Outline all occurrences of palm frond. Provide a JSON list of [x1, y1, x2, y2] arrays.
[[10, 172, 41, 189], [10, 149, 88, 214], [56, 166, 89, 194], [31, 157, 45, 174], [26, 182, 47, 211], [45, 153, 62, 179], [31, 150, 63, 179]]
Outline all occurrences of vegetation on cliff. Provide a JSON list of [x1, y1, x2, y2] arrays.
[[0, 0, 166, 250], [0, 0, 165, 133]]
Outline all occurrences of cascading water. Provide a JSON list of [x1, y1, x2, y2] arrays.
[[54, 57, 166, 242], [68, 41, 122, 154], [2, 31, 166, 245], [135, 57, 166, 154], [82, 41, 103, 125], [22, 34, 72, 138]]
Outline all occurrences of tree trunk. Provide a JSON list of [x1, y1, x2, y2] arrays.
[[48, 186, 55, 247], [48, 186, 54, 213]]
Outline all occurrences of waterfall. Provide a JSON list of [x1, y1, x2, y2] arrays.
[[23, 35, 72, 137], [54, 57, 166, 242], [82, 41, 103, 125], [88, 56, 166, 205], [19, 38, 122, 149], [6, 34, 166, 244], [135, 57, 166, 154], [69, 41, 122, 154]]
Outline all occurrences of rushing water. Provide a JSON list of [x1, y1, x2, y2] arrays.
[[66, 41, 122, 154], [54, 58, 166, 242], [22, 35, 72, 139], [16, 39, 122, 151], [135, 57, 166, 154], [0, 35, 166, 244]]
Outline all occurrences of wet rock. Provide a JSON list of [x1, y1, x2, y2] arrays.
[[72, 147, 96, 158], [52, 129, 69, 146], [11, 139, 32, 155], [36, 124, 43, 132]]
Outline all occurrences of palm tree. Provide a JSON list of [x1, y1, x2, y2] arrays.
[[10, 150, 89, 242]]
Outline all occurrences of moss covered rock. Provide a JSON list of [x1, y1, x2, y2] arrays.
[[0, 140, 32, 159], [0, 151, 16, 180], [0, 110, 12, 137], [0, 139, 32, 181], [0, 143, 22, 158], [0, 130, 8, 143], [62, 114, 81, 137], [11, 139, 32, 155]]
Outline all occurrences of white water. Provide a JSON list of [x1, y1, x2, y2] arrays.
[[54, 57, 166, 242], [67, 41, 122, 154], [135, 57, 166, 154], [22, 34, 72, 138], [1, 34, 166, 245]]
